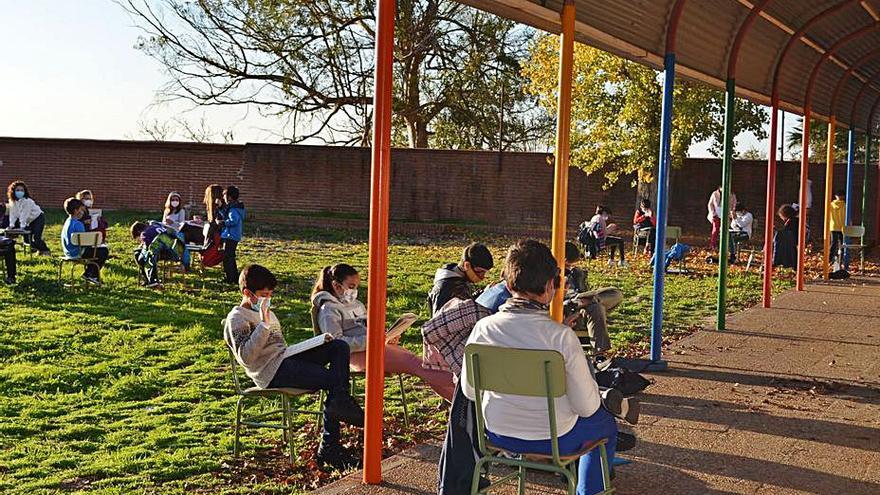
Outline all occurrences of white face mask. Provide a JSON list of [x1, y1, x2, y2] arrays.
[[170, 200, 180, 208], [341, 288, 358, 304], [83, 199, 93, 208]]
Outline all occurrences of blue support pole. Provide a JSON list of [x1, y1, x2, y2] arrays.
[[844, 128, 856, 269], [648, 52, 675, 371]]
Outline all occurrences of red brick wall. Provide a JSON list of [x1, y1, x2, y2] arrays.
[[0, 137, 876, 243]]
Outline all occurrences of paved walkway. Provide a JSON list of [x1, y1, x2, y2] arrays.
[[318, 279, 880, 494]]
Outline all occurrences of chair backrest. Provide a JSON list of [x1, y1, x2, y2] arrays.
[[310, 301, 322, 337], [221, 318, 244, 395], [843, 225, 865, 238], [71, 231, 102, 247], [464, 343, 567, 462], [665, 226, 682, 242]]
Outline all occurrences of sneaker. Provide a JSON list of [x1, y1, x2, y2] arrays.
[[617, 260, 629, 268], [324, 395, 365, 427], [145, 281, 163, 290], [38, 250, 51, 257], [607, 258, 614, 267], [81, 274, 101, 286], [316, 443, 361, 470], [616, 431, 637, 452], [4, 277, 15, 286]]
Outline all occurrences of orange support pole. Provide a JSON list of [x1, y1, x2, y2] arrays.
[[822, 117, 836, 280], [549, 0, 576, 322], [797, 111, 811, 291], [363, 0, 395, 484]]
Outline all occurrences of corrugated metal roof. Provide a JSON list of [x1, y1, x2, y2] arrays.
[[459, 0, 880, 131]]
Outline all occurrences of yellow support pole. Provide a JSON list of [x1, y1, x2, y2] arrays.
[[550, 0, 576, 322], [822, 117, 836, 280]]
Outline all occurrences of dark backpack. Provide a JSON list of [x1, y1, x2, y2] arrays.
[[595, 366, 652, 396], [577, 221, 599, 258]]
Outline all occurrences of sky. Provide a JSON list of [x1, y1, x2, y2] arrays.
[[0, 0, 801, 157]]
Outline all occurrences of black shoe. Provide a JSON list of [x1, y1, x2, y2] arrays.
[[324, 395, 365, 427], [478, 476, 491, 490], [616, 431, 637, 452], [4, 277, 15, 286], [316, 444, 361, 470]]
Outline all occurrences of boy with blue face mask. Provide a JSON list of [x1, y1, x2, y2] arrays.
[[224, 264, 364, 469]]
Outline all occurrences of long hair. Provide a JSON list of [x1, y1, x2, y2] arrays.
[[311, 263, 358, 296], [164, 191, 183, 217], [7, 181, 29, 203], [204, 184, 224, 222]]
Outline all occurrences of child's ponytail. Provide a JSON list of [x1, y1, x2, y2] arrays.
[[312, 266, 334, 296]]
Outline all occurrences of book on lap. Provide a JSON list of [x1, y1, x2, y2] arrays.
[[385, 313, 418, 344], [283, 333, 333, 358]]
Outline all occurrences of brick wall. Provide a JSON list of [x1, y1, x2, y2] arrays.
[[0, 137, 876, 243]]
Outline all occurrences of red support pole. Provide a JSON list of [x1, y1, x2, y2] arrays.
[[763, 98, 778, 307], [363, 0, 395, 484]]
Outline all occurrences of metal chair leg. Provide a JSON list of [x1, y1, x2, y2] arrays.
[[397, 374, 409, 429], [233, 396, 244, 457], [316, 390, 325, 433], [283, 396, 295, 464], [518, 465, 527, 495]]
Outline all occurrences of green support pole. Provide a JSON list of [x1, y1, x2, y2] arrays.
[[863, 133, 871, 230], [716, 78, 736, 331]]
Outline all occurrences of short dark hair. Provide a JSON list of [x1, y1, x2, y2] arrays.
[[778, 204, 796, 220], [130, 221, 147, 238], [835, 189, 846, 198], [504, 240, 559, 296], [596, 205, 611, 215], [640, 198, 651, 208], [462, 242, 494, 270], [734, 203, 746, 212], [564, 241, 581, 263], [225, 185, 240, 201], [239, 264, 278, 293], [64, 197, 83, 215]]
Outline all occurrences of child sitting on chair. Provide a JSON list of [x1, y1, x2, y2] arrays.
[[312, 263, 455, 401], [76, 190, 109, 241], [130, 221, 190, 289], [61, 197, 109, 285]]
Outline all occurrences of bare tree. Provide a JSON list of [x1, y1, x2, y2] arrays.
[[118, 0, 548, 148]]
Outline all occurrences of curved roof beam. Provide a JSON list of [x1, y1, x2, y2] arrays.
[[868, 91, 880, 133], [770, 0, 860, 104], [664, 0, 689, 54], [831, 47, 880, 121], [727, 0, 773, 79], [848, 64, 880, 126], [804, 22, 880, 115]]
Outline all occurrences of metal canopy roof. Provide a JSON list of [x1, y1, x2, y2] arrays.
[[459, 0, 880, 131]]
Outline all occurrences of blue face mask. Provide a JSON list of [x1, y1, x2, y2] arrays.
[[14, 190, 25, 200]]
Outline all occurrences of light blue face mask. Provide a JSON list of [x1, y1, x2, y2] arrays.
[[250, 296, 270, 313], [14, 190, 25, 200]]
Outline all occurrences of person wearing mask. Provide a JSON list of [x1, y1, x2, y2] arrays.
[[707, 185, 737, 251], [729, 203, 753, 264], [225, 264, 364, 469], [61, 197, 109, 284], [312, 263, 455, 401], [75, 190, 109, 241], [427, 242, 494, 316], [632, 198, 657, 253], [220, 186, 245, 285], [461, 240, 616, 495], [163, 192, 187, 231], [130, 221, 190, 288], [6, 181, 51, 256]]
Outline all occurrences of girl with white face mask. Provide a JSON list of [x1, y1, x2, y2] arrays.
[[75, 189, 108, 242], [163, 192, 187, 231], [311, 263, 455, 401]]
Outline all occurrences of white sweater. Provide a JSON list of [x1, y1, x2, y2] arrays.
[[224, 305, 294, 389], [7, 198, 43, 227], [461, 308, 602, 440]]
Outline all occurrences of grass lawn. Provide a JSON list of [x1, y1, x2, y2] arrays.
[[0, 210, 796, 494]]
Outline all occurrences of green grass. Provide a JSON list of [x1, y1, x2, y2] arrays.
[[0, 210, 793, 494]]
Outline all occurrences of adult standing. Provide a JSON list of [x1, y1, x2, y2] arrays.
[[707, 185, 737, 251]]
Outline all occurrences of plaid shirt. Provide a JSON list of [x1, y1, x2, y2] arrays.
[[421, 298, 491, 375]]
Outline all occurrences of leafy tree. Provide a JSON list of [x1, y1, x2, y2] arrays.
[[785, 116, 877, 163], [522, 35, 768, 189], [119, 0, 549, 148]]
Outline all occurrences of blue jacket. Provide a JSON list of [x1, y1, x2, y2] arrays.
[[61, 217, 86, 258], [220, 202, 245, 242]]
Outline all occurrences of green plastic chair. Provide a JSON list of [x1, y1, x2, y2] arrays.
[[464, 343, 614, 495], [227, 345, 324, 464], [310, 302, 410, 428]]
